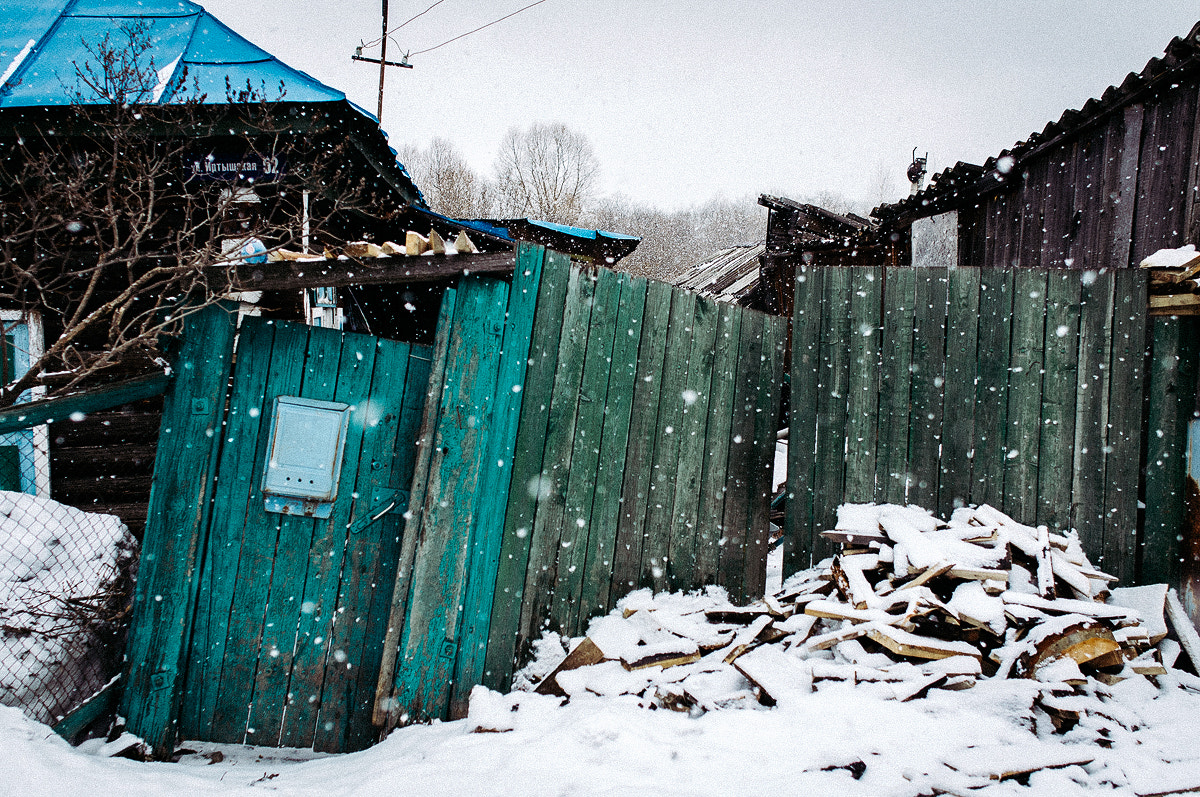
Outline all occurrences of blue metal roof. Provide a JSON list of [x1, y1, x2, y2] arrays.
[[0, 0, 349, 108], [525, 219, 641, 242]]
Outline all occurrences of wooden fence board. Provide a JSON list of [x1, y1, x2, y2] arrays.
[[451, 243, 546, 714], [696, 305, 743, 585], [180, 317, 275, 740], [121, 303, 237, 757], [1037, 271, 1083, 530], [1002, 269, 1049, 523], [482, 251, 571, 691], [938, 266, 982, 517], [907, 269, 949, 510], [610, 281, 672, 601], [667, 294, 719, 593], [844, 267, 882, 504], [720, 310, 765, 603], [557, 266, 622, 634], [581, 275, 647, 616], [971, 268, 1015, 508], [877, 267, 916, 506], [786, 267, 823, 571], [746, 315, 787, 597]]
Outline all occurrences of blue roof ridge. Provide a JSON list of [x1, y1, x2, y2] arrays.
[[1, 0, 73, 97]]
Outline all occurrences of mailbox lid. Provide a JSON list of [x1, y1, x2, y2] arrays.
[[261, 395, 352, 502]]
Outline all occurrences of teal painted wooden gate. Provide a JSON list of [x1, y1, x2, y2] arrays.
[[122, 310, 431, 755]]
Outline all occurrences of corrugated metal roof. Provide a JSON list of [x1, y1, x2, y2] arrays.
[[874, 19, 1200, 228], [675, 243, 765, 305]]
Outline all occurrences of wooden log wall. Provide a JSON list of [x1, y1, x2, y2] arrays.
[[786, 265, 1164, 587], [381, 245, 787, 725]]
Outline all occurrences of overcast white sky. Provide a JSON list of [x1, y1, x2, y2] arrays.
[[199, 1, 1198, 211]]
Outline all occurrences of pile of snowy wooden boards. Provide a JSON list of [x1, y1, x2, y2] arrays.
[[532, 503, 1200, 713], [272, 229, 480, 261]]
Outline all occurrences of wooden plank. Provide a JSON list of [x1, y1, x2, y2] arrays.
[[745, 313, 788, 598], [720, 309, 765, 604], [609, 280, 672, 604], [1110, 104, 1145, 269], [120, 303, 237, 758], [667, 293, 719, 593], [970, 268, 1015, 509], [0, 372, 170, 435], [811, 267, 852, 560], [450, 243, 546, 715], [515, 265, 594, 649], [481, 251, 571, 692], [938, 266, 982, 518], [1142, 318, 1200, 586], [1103, 268, 1148, 585], [578, 274, 648, 621], [219, 249, 517, 292], [53, 675, 121, 742], [907, 267, 949, 510], [556, 266, 622, 635], [1071, 269, 1116, 568], [179, 317, 277, 741], [374, 291, 457, 727], [1001, 268, 1049, 524], [1131, 89, 1194, 265], [1037, 270, 1083, 530], [785, 265, 823, 575], [844, 267, 882, 504], [329, 341, 430, 751], [392, 278, 509, 723], [877, 267, 916, 505], [640, 288, 696, 592], [281, 329, 381, 749], [1186, 85, 1200, 247], [245, 325, 343, 746], [697, 303, 743, 585]]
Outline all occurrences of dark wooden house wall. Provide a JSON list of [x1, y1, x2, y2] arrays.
[[958, 79, 1200, 271]]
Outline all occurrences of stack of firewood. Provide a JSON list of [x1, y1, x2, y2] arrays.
[[526, 503, 1200, 713], [1143, 244, 1200, 315], [271, 230, 480, 262]]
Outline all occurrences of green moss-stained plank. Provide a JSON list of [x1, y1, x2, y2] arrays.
[[375, 291, 457, 727], [666, 295, 719, 593], [279, 330, 380, 749], [180, 316, 276, 741], [121, 303, 237, 757], [786, 267, 823, 574], [483, 249, 570, 691], [557, 266, 622, 635], [451, 243, 546, 713], [1036, 270, 1082, 530], [697, 304, 742, 585], [877, 267, 917, 506], [1104, 268, 1148, 584], [1143, 318, 1200, 586], [811, 269, 852, 556], [971, 269, 1015, 509], [610, 280, 672, 605], [642, 289, 696, 592], [745, 314, 787, 598], [844, 267, 882, 504], [938, 267, 982, 518], [515, 265, 594, 650], [1001, 269, 1049, 524], [209, 321, 310, 742], [720, 310, 765, 604], [392, 278, 509, 722], [579, 274, 647, 617], [907, 268, 949, 511], [246, 325, 344, 745]]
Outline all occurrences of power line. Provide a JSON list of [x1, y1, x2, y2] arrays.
[[363, 0, 449, 49], [411, 0, 550, 57]]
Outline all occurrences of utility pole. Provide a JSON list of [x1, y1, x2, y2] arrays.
[[351, 0, 413, 121]]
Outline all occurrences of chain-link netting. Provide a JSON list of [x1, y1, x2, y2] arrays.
[[0, 463, 138, 728]]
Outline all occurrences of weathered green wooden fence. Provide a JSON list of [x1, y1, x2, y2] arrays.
[[376, 244, 788, 726], [122, 245, 786, 755], [786, 264, 1197, 591], [122, 308, 432, 755]]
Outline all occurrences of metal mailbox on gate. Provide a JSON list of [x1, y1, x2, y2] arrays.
[[261, 395, 351, 518]]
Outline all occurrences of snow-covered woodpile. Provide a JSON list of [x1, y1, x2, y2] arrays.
[[511, 504, 1200, 753], [1144, 244, 1200, 315]]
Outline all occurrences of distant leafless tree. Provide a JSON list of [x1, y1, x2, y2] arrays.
[[494, 122, 599, 225], [0, 21, 370, 407], [399, 137, 495, 220]]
